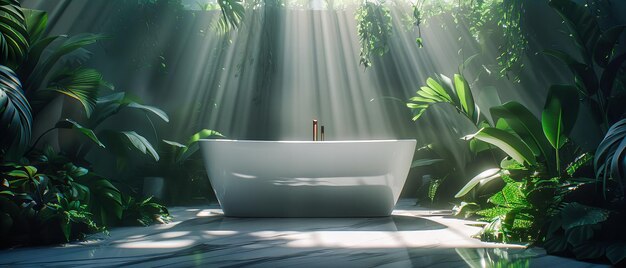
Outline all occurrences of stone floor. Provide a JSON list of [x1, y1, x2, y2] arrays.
[[0, 200, 606, 267]]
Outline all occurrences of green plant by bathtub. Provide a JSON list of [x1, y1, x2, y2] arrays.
[[456, 84, 584, 243], [138, 129, 223, 204], [407, 73, 500, 203], [0, 1, 170, 247]]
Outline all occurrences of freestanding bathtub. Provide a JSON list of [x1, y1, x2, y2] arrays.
[[199, 139, 416, 217]]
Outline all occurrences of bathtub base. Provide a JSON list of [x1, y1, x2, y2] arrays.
[[201, 140, 416, 218], [219, 184, 395, 217]]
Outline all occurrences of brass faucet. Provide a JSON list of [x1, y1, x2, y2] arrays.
[[313, 119, 318, 141]]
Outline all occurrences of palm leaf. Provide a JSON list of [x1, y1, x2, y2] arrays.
[[25, 33, 105, 92], [217, 0, 245, 33], [0, 0, 28, 68], [407, 73, 480, 123], [22, 8, 46, 44], [0, 65, 31, 158], [32, 68, 103, 117]]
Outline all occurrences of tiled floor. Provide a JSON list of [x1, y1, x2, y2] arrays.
[[0, 200, 606, 267]]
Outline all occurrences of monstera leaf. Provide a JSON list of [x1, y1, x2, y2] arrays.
[[595, 119, 626, 196], [0, 65, 31, 158]]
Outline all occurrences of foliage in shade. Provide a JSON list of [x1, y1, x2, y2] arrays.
[[0, 65, 31, 159], [547, 0, 626, 130], [594, 119, 626, 197], [54, 119, 105, 148], [0, 0, 28, 68]]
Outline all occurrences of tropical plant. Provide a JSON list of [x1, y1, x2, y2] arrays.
[[594, 118, 626, 199], [0, 3, 108, 160], [542, 202, 626, 265], [0, 146, 171, 247], [141, 129, 223, 204], [456, 85, 583, 242], [0, 1, 170, 247], [0, 0, 29, 69], [407, 73, 482, 125], [120, 196, 170, 226], [0, 65, 32, 160], [407, 73, 500, 204], [356, 0, 392, 68], [162, 129, 224, 164], [216, 0, 245, 32], [546, 0, 626, 132]]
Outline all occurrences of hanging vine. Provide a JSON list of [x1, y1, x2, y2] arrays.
[[410, 0, 527, 80], [356, 0, 392, 68]]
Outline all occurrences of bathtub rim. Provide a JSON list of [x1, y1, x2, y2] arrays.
[[199, 139, 417, 144]]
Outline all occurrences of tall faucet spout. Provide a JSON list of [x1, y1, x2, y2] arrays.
[[313, 119, 318, 141]]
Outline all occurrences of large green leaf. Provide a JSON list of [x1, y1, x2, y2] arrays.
[[467, 127, 536, 165], [0, 65, 31, 158], [491, 101, 555, 172], [488, 181, 526, 207], [55, 118, 104, 148], [127, 102, 169, 122], [542, 85, 579, 149], [89, 92, 168, 129], [455, 168, 501, 198], [118, 131, 159, 161], [560, 202, 608, 230], [593, 26, 626, 68], [22, 8, 46, 44], [0, 0, 28, 68], [454, 74, 478, 124], [176, 129, 224, 163]]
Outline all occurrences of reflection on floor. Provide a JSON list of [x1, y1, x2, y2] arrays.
[[0, 200, 606, 267]]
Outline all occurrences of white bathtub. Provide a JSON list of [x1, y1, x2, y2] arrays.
[[199, 139, 416, 217]]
